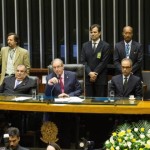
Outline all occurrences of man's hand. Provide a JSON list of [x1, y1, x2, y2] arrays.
[[48, 77, 58, 85], [58, 93, 69, 98], [89, 72, 98, 82]]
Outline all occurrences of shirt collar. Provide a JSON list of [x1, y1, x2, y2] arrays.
[[123, 75, 130, 80], [92, 38, 100, 44], [124, 40, 132, 46]]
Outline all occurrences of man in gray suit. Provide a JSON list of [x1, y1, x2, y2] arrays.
[[0, 64, 37, 95], [5, 127, 29, 150], [114, 26, 143, 80], [0, 33, 30, 85], [111, 58, 142, 98]]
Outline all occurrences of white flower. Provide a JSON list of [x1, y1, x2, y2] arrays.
[[116, 146, 120, 150], [110, 136, 114, 144], [147, 133, 150, 138], [134, 128, 138, 132], [105, 140, 110, 145], [140, 134, 145, 139], [147, 140, 150, 145], [148, 129, 150, 134], [127, 141, 132, 148]]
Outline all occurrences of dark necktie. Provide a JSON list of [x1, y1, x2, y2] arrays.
[[123, 77, 128, 90], [93, 43, 96, 52], [126, 44, 129, 57], [59, 77, 64, 93]]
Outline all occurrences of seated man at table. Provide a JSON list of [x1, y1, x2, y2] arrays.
[[0, 64, 37, 95], [45, 58, 82, 97], [110, 58, 142, 98]]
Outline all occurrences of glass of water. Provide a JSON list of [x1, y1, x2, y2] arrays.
[[32, 89, 36, 100], [109, 90, 115, 102]]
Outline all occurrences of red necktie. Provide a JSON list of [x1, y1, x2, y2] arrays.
[[60, 77, 64, 93]]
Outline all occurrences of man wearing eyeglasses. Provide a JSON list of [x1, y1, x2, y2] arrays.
[[114, 26, 143, 81], [45, 58, 82, 98], [110, 58, 142, 98]]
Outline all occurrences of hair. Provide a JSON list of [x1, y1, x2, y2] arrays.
[[90, 24, 101, 32], [6, 127, 20, 137], [51, 58, 64, 66], [7, 32, 20, 45], [47, 142, 61, 150], [17, 64, 27, 72], [121, 58, 133, 67]]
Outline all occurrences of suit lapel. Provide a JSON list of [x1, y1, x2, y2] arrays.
[[129, 41, 136, 58], [120, 41, 126, 58], [4, 48, 9, 63], [14, 47, 20, 64]]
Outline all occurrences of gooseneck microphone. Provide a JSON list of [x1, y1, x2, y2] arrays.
[[49, 75, 60, 103], [3, 134, 9, 150]]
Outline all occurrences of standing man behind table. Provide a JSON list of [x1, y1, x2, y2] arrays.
[[45, 58, 82, 98], [81, 24, 111, 97], [0, 33, 30, 85], [114, 26, 143, 80], [4, 127, 30, 150]]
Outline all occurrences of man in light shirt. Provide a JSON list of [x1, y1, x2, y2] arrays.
[[0, 33, 30, 85]]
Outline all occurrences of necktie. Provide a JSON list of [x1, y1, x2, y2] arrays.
[[15, 80, 20, 88], [59, 77, 64, 93], [123, 77, 128, 90], [10, 49, 15, 59], [126, 44, 129, 57], [93, 43, 96, 52]]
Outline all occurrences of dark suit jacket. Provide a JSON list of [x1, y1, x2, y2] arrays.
[[0, 75, 37, 95], [45, 70, 82, 97], [110, 74, 142, 98], [15, 145, 30, 150], [81, 40, 111, 85], [114, 40, 143, 79]]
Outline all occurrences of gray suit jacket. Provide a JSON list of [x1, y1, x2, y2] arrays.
[[0, 75, 37, 95], [110, 74, 142, 98], [0, 46, 30, 85]]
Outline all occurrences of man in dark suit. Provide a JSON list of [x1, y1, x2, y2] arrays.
[[5, 127, 29, 150], [111, 58, 142, 98], [0, 64, 37, 95], [45, 58, 82, 97], [81, 24, 111, 97], [114, 26, 143, 80]]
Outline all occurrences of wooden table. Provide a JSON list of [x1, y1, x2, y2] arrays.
[[0, 96, 150, 114]]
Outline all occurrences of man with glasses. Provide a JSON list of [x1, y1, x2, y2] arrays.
[[110, 58, 142, 98], [45, 58, 82, 98], [114, 26, 143, 81]]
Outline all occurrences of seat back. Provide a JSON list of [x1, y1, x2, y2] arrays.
[[47, 64, 85, 95], [142, 71, 150, 99], [28, 76, 39, 94]]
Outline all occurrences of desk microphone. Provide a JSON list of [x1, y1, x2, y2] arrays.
[[3, 134, 9, 150], [49, 75, 60, 103]]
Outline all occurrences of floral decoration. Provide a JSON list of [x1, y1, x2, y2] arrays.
[[104, 120, 150, 150]]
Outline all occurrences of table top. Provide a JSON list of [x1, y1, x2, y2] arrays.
[[0, 95, 149, 114]]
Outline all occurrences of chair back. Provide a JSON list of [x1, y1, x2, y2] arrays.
[[47, 64, 85, 95], [28, 76, 39, 94]]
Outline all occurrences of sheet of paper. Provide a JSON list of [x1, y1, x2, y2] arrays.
[[54, 97, 84, 103], [12, 97, 32, 101]]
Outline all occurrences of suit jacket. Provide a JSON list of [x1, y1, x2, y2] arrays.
[[45, 70, 82, 97], [81, 40, 111, 85], [114, 40, 143, 79], [0, 46, 30, 85], [110, 74, 142, 98], [15, 145, 30, 150], [0, 75, 37, 95]]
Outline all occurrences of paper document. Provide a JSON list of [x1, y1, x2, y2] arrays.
[[54, 97, 84, 103], [12, 97, 32, 101]]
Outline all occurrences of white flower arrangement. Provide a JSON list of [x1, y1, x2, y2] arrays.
[[104, 120, 150, 150]]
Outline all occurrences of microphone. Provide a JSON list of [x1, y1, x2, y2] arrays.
[[3, 134, 9, 149], [49, 75, 60, 103]]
